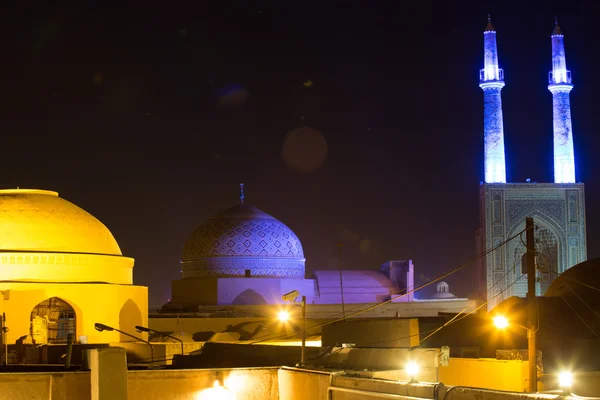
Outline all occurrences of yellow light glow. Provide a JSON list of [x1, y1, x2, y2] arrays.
[[405, 361, 419, 377], [195, 380, 234, 400], [493, 315, 509, 329], [224, 374, 246, 393], [558, 371, 573, 388], [278, 310, 290, 322]]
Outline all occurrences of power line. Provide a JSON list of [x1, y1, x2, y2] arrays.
[[564, 276, 600, 293], [418, 271, 525, 344], [352, 268, 526, 349], [250, 228, 527, 345], [564, 281, 600, 321], [560, 295, 600, 340]]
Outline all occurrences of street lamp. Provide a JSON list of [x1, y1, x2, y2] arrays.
[[94, 323, 154, 366], [405, 361, 419, 383], [492, 316, 535, 391], [135, 325, 184, 356], [281, 290, 307, 366], [492, 316, 509, 329], [277, 311, 290, 323], [558, 371, 573, 394]]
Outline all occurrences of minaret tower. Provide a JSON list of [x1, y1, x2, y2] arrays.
[[479, 15, 507, 183], [548, 17, 576, 183]]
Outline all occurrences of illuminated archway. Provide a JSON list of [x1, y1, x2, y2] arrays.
[[30, 297, 76, 344], [507, 212, 564, 296]]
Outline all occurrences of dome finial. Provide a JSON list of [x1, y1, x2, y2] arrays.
[[552, 16, 562, 35], [240, 183, 245, 205], [484, 13, 495, 32]]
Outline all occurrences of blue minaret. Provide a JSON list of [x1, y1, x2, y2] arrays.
[[548, 18, 576, 183], [479, 15, 507, 183]]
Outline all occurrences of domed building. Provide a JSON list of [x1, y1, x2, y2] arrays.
[[165, 187, 474, 312], [0, 189, 147, 344], [181, 204, 306, 279], [171, 199, 314, 307], [430, 281, 457, 299]]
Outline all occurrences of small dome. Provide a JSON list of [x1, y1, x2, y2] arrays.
[[182, 204, 305, 278], [0, 189, 121, 255], [431, 281, 457, 299]]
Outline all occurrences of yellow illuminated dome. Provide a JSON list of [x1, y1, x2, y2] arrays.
[[0, 189, 133, 284], [0, 189, 121, 255]]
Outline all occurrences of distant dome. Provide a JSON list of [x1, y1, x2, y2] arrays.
[[431, 281, 457, 299], [182, 204, 305, 279], [0, 189, 121, 255]]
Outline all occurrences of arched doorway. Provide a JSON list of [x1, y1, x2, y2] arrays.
[[30, 298, 76, 344]]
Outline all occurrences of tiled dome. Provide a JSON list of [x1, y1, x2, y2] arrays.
[[181, 204, 305, 279]]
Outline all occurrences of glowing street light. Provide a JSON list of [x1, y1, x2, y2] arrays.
[[558, 371, 573, 389], [492, 315, 537, 392], [493, 315, 509, 329], [277, 310, 290, 322], [405, 361, 419, 383], [281, 290, 307, 366]]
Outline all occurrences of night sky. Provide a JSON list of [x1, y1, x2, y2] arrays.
[[2, 1, 599, 307]]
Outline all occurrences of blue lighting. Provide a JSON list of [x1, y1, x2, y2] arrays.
[[548, 22, 576, 183], [479, 21, 507, 183]]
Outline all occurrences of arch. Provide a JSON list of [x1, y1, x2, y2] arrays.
[[506, 211, 566, 295], [119, 299, 142, 342], [30, 297, 76, 344], [232, 289, 267, 305]]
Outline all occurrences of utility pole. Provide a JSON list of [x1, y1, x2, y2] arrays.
[[336, 244, 346, 319], [526, 217, 537, 392], [300, 295, 306, 366]]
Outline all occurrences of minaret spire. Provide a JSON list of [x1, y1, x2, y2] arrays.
[[548, 18, 576, 183], [479, 15, 507, 183], [240, 183, 245, 204]]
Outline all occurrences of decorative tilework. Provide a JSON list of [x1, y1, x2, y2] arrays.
[[477, 183, 587, 312], [183, 205, 304, 260], [182, 204, 305, 278]]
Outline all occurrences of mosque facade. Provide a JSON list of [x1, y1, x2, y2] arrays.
[[476, 19, 587, 311], [0, 189, 147, 345]]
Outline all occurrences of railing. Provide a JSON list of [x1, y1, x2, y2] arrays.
[[479, 68, 504, 82], [548, 70, 572, 84]]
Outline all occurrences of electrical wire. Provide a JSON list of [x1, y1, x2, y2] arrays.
[[357, 256, 523, 347], [560, 294, 600, 339], [563, 282, 600, 321], [564, 276, 600, 293], [418, 271, 526, 344], [346, 269, 527, 349], [250, 228, 527, 345]]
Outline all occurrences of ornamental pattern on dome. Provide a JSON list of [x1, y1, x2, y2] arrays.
[[183, 205, 304, 260]]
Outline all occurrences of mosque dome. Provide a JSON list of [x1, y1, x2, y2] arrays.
[[0, 189, 121, 255], [431, 281, 457, 299], [182, 203, 306, 279], [0, 189, 134, 284]]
